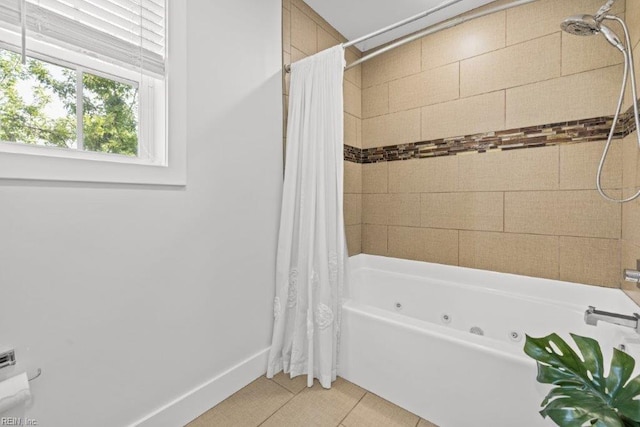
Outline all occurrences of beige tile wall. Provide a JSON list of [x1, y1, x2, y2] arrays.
[[361, 0, 628, 145], [358, 0, 640, 289], [362, 144, 624, 287], [285, 0, 640, 290], [283, 0, 363, 255], [623, 13, 640, 111], [622, 129, 640, 301], [623, 0, 640, 301]]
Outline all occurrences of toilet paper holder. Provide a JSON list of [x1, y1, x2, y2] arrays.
[[0, 350, 15, 370], [0, 349, 42, 382]]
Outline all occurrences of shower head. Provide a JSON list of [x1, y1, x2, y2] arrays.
[[561, 14, 625, 51], [561, 14, 600, 36], [600, 25, 625, 51]]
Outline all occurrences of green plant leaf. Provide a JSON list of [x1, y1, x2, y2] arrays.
[[573, 335, 606, 392], [608, 349, 636, 400], [524, 333, 640, 427]]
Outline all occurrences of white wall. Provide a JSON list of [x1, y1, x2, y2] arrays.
[[0, 0, 283, 425]]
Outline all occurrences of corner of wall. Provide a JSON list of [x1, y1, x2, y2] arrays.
[[131, 349, 270, 427], [283, 0, 363, 255]]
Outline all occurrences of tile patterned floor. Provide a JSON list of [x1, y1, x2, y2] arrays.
[[187, 375, 439, 427]]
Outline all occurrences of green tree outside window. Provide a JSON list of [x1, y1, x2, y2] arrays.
[[0, 48, 138, 156]]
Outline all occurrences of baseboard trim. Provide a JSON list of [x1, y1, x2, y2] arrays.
[[130, 347, 270, 427]]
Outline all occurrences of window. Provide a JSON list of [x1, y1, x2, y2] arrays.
[[0, 0, 187, 185], [0, 48, 142, 156]]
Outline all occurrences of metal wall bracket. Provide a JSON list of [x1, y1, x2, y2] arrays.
[[624, 260, 640, 285], [0, 350, 16, 370]]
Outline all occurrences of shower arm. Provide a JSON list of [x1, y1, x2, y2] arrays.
[[596, 15, 640, 203], [595, 0, 617, 23]]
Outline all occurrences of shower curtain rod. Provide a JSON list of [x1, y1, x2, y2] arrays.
[[284, 0, 538, 73], [342, 0, 466, 49]]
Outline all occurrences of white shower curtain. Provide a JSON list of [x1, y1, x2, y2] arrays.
[[266, 45, 347, 389]]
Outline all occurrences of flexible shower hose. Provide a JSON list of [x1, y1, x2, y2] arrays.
[[598, 16, 640, 203]]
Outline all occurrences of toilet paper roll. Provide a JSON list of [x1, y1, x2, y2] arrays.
[[0, 373, 31, 415]]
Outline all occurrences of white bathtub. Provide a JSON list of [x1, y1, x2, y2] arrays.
[[338, 255, 640, 427]]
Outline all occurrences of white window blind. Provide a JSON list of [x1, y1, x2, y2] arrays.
[[0, 0, 165, 76]]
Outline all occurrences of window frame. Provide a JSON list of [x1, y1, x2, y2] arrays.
[[0, 0, 186, 186]]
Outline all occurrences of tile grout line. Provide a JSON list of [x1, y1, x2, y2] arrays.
[[386, 64, 390, 113], [362, 29, 568, 90], [502, 192, 506, 233], [620, 182, 624, 277], [385, 31, 623, 99], [503, 7, 507, 47], [336, 391, 368, 426], [557, 235, 561, 280], [503, 89, 507, 129], [363, 187, 629, 195], [420, 34, 424, 73], [457, 229, 460, 266], [557, 140, 561, 187], [256, 395, 296, 427], [386, 225, 389, 255], [358, 223, 622, 242], [268, 376, 305, 395], [362, 86, 507, 121], [257, 379, 300, 427], [363, 58, 623, 120], [192, 377, 295, 427], [458, 60, 461, 100], [291, 0, 353, 49], [420, 100, 423, 141], [559, 28, 563, 75]]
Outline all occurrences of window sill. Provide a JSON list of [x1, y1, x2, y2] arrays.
[[0, 148, 186, 186]]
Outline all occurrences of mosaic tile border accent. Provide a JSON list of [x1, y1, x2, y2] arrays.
[[344, 105, 639, 164]]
